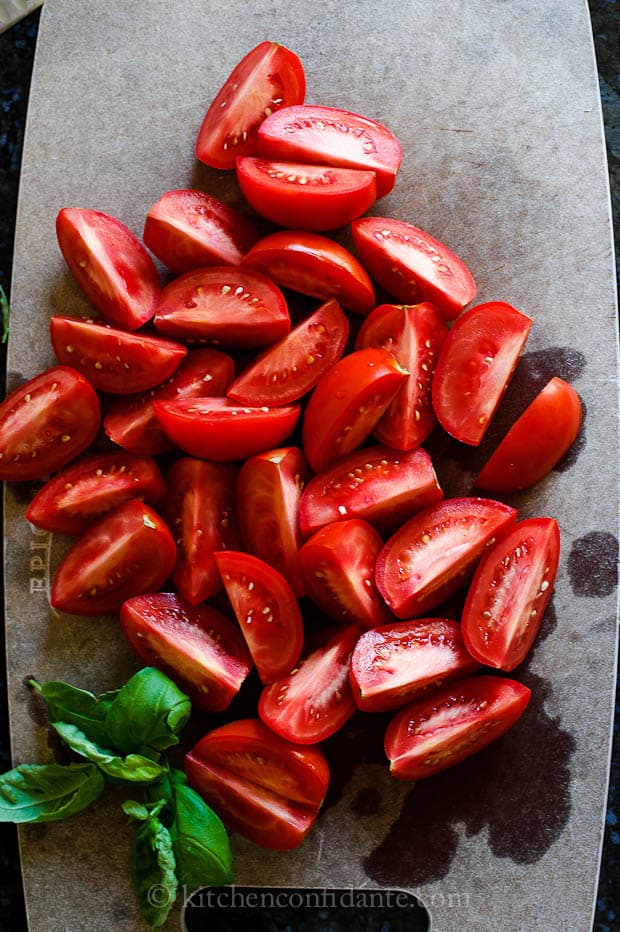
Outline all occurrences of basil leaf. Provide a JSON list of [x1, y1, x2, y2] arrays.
[[52, 722, 165, 783], [31, 679, 117, 747], [0, 762, 104, 823], [123, 798, 166, 822], [105, 668, 191, 756], [131, 811, 178, 929]]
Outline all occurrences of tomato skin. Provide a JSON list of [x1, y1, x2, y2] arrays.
[[475, 377, 583, 492], [375, 497, 517, 618], [56, 208, 161, 330], [384, 675, 531, 780], [120, 592, 252, 712], [431, 301, 533, 445], [25, 452, 165, 535], [0, 366, 101, 482], [195, 41, 306, 171], [462, 518, 560, 671], [351, 217, 476, 320], [143, 189, 258, 273], [350, 618, 480, 713], [50, 500, 176, 616]]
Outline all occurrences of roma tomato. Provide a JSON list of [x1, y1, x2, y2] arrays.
[[195, 41, 306, 170], [462, 517, 560, 671], [0, 366, 100, 482], [475, 377, 583, 491], [120, 592, 252, 712], [214, 551, 303, 683], [375, 497, 517, 618], [56, 207, 160, 330], [351, 217, 476, 320], [385, 675, 531, 780], [431, 301, 533, 445], [50, 500, 176, 616], [185, 719, 329, 850]]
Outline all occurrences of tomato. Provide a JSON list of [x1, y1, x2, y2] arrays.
[[165, 458, 240, 605], [355, 302, 449, 450], [299, 519, 393, 630], [50, 500, 176, 616], [214, 551, 303, 683], [50, 316, 187, 394], [302, 347, 408, 472], [154, 266, 290, 349], [431, 301, 533, 445], [349, 618, 480, 713], [242, 231, 375, 315], [56, 207, 161, 330], [195, 41, 306, 171], [185, 719, 329, 850], [375, 497, 517, 618], [143, 189, 258, 273], [25, 452, 165, 535], [384, 675, 531, 780], [475, 377, 583, 492], [257, 104, 403, 197], [120, 592, 252, 712], [236, 157, 377, 231], [258, 625, 359, 745], [227, 299, 349, 406], [462, 518, 560, 671], [351, 217, 476, 320], [0, 366, 100, 482], [236, 447, 310, 596]]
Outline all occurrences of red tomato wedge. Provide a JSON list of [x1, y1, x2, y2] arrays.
[[50, 316, 187, 395], [302, 347, 408, 472], [375, 497, 517, 618], [25, 452, 165, 535], [259, 625, 359, 745], [350, 618, 480, 713], [299, 519, 393, 630], [50, 500, 176, 616], [227, 299, 349, 406], [236, 157, 377, 231], [475, 377, 583, 491], [154, 397, 300, 462], [165, 458, 240, 605], [214, 551, 303, 684], [351, 217, 476, 320], [257, 104, 402, 197], [462, 518, 560, 671], [242, 231, 375, 315], [236, 447, 310, 597], [356, 302, 449, 450], [56, 207, 161, 330], [154, 266, 290, 349], [143, 189, 259, 273], [195, 41, 306, 171], [0, 366, 100, 482], [432, 301, 533, 445], [385, 675, 531, 780], [185, 719, 329, 850], [120, 592, 252, 712]]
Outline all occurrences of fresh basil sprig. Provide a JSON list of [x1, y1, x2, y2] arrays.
[[0, 762, 104, 823], [105, 667, 191, 755], [130, 804, 178, 929], [51, 722, 166, 783]]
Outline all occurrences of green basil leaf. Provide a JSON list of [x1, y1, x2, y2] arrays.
[[131, 811, 178, 929], [0, 762, 104, 823], [31, 679, 117, 747], [123, 798, 166, 822], [52, 722, 165, 783], [105, 668, 191, 756]]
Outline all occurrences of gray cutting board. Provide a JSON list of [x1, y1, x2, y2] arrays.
[[5, 1, 618, 930]]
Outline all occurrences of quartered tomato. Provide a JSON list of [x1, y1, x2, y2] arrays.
[[227, 299, 349, 406], [185, 719, 329, 850], [25, 452, 165, 534], [120, 592, 252, 712], [432, 301, 533, 445], [462, 517, 560, 670], [375, 497, 517, 618], [385, 675, 531, 780], [351, 217, 476, 320], [50, 500, 176, 616], [257, 104, 403, 197], [56, 207, 161, 330]]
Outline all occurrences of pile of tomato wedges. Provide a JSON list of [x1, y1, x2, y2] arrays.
[[0, 41, 583, 851]]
